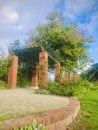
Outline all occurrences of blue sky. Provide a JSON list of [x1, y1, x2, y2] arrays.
[[0, 0, 98, 62]]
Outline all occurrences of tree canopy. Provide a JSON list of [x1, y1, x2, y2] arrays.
[[81, 63, 98, 81], [28, 11, 93, 71]]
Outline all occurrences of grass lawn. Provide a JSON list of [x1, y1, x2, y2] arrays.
[[69, 90, 98, 130]]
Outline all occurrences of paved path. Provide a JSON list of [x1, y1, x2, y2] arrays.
[[0, 87, 69, 120]]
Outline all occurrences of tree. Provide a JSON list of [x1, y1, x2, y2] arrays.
[[28, 11, 93, 71], [0, 56, 10, 82], [81, 63, 98, 81]]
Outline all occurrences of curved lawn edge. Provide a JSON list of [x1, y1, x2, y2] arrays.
[[0, 97, 80, 130]]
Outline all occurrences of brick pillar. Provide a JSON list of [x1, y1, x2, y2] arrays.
[[39, 52, 48, 88], [32, 65, 38, 87], [54, 63, 60, 82], [8, 55, 18, 88]]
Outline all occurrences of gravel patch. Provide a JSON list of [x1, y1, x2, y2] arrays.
[[0, 87, 69, 119]]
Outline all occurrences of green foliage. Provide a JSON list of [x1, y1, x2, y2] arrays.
[[29, 11, 93, 71], [66, 79, 94, 96], [47, 82, 66, 96], [92, 81, 98, 87], [14, 120, 46, 130], [36, 79, 95, 97], [17, 77, 31, 87], [8, 40, 32, 87], [17, 65, 31, 87], [65, 79, 95, 96], [80, 90, 98, 130], [9, 42, 40, 88], [35, 89, 51, 95], [81, 63, 98, 82], [0, 80, 9, 89], [68, 90, 98, 130], [0, 56, 11, 82], [7, 11, 93, 86]]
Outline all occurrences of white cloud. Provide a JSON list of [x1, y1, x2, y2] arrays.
[[86, 13, 98, 33], [63, 0, 98, 38], [2, 6, 19, 21], [6, 11, 18, 21], [0, 0, 59, 53], [64, 0, 96, 20]]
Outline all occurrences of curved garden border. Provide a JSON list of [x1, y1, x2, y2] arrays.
[[0, 97, 80, 130]]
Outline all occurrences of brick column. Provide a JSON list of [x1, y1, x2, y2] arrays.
[[39, 52, 48, 88], [8, 55, 18, 88], [54, 62, 60, 82], [32, 65, 38, 87]]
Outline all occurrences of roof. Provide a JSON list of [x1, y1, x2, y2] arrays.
[[13, 47, 56, 68]]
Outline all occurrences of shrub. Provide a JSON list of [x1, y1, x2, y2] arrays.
[[47, 79, 95, 97], [35, 82, 66, 96], [47, 82, 65, 96], [35, 89, 51, 95], [36, 78, 96, 97], [14, 120, 46, 130], [63, 78, 95, 96], [17, 77, 31, 87], [0, 57, 11, 82], [0, 80, 9, 89], [17, 65, 32, 87]]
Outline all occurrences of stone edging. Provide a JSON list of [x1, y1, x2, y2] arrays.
[[0, 97, 80, 130]]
